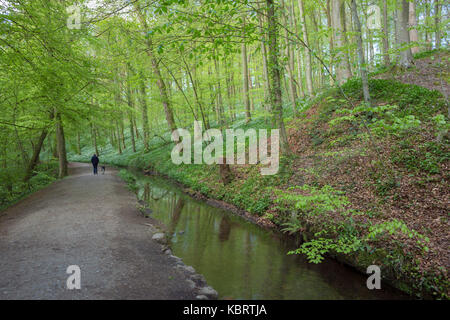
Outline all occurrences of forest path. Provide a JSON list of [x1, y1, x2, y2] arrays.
[[0, 162, 195, 299]]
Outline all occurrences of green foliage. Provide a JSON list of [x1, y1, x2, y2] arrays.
[[0, 160, 58, 211], [413, 48, 448, 60], [274, 185, 350, 217], [341, 79, 447, 118], [391, 140, 446, 174], [367, 219, 430, 253], [288, 235, 362, 264]]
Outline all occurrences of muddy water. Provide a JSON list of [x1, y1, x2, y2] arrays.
[[130, 170, 407, 300]]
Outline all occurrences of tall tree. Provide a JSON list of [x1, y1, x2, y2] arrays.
[[242, 14, 252, 123], [331, 0, 352, 84], [409, 0, 419, 54], [382, 0, 391, 66], [434, 0, 441, 49], [351, 0, 371, 107], [298, 0, 313, 95], [266, 0, 290, 154], [397, 0, 414, 68]]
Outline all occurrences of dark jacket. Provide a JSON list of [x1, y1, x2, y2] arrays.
[[91, 155, 99, 166]]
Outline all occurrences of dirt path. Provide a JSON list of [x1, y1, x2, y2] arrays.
[[0, 163, 198, 299]]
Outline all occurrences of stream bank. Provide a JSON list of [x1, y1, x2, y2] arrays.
[[121, 167, 408, 300]]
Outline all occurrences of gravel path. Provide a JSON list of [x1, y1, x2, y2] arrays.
[[0, 163, 198, 299]]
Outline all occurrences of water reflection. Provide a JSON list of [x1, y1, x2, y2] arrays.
[[132, 171, 406, 300]]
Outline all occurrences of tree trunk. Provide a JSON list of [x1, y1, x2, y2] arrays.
[[298, 0, 313, 95], [331, 0, 352, 84], [425, 0, 432, 50], [126, 71, 136, 152], [23, 129, 47, 182], [138, 72, 150, 152], [136, 7, 177, 136], [214, 54, 224, 126], [76, 131, 81, 155], [116, 121, 122, 154], [382, 0, 391, 66], [409, 0, 419, 54], [351, 0, 371, 107], [397, 0, 414, 68], [242, 15, 251, 123], [266, 0, 290, 155], [54, 108, 68, 178], [291, 1, 305, 96], [91, 123, 99, 155], [120, 117, 126, 150], [257, 9, 272, 113], [434, 0, 441, 49], [281, 0, 298, 112]]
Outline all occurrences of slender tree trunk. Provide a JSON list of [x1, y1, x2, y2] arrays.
[[368, 28, 374, 68], [341, 3, 353, 77], [298, 0, 313, 95], [136, 7, 177, 136], [23, 129, 48, 182], [257, 10, 272, 113], [116, 121, 122, 154], [133, 116, 140, 140], [224, 58, 236, 121], [76, 131, 81, 155], [434, 0, 441, 49], [242, 15, 251, 123], [382, 0, 391, 66], [281, 0, 298, 113], [54, 108, 68, 178], [138, 72, 150, 151], [110, 129, 115, 148], [132, 88, 141, 140], [425, 0, 432, 50], [291, 1, 305, 96], [266, 0, 290, 154], [183, 58, 209, 130], [214, 54, 224, 126], [12, 112, 29, 166], [91, 123, 99, 155], [120, 117, 126, 150], [126, 72, 136, 153], [351, 0, 371, 107], [326, 0, 334, 64], [409, 0, 419, 54]]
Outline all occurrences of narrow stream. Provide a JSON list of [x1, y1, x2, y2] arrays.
[[129, 169, 407, 300]]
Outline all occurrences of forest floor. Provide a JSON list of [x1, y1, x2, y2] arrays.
[[0, 162, 203, 299], [374, 50, 450, 99]]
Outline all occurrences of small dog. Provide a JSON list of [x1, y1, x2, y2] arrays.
[[101, 166, 106, 174]]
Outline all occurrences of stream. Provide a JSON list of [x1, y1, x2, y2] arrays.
[[129, 169, 407, 300]]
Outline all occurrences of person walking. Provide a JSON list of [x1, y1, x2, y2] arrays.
[[91, 154, 99, 175]]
